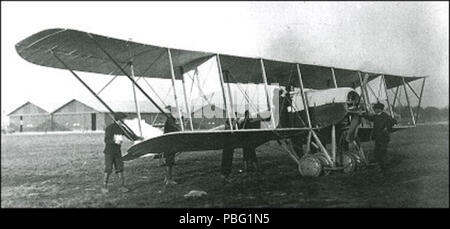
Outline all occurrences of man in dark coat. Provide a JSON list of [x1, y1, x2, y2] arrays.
[[240, 110, 259, 173], [362, 102, 397, 176], [163, 106, 180, 185], [102, 112, 134, 193], [220, 118, 236, 183], [278, 87, 291, 128]]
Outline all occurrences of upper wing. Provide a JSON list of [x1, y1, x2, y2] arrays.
[[15, 28, 214, 79], [122, 128, 308, 161], [16, 28, 426, 88]]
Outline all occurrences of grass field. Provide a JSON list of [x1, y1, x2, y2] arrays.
[[1, 124, 448, 208]]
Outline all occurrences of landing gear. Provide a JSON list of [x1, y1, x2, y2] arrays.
[[337, 132, 366, 173], [313, 153, 332, 176], [293, 127, 368, 177], [297, 153, 333, 177], [297, 129, 334, 177], [341, 152, 357, 173], [298, 155, 322, 177]]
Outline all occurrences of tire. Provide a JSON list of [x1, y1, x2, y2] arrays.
[[298, 155, 322, 177]]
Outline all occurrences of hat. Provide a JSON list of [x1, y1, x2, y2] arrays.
[[372, 102, 384, 110], [114, 112, 127, 120]]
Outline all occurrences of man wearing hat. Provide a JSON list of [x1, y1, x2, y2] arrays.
[[102, 112, 133, 193], [361, 102, 397, 176]]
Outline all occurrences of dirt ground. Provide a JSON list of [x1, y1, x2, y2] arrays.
[[1, 123, 448, 208]]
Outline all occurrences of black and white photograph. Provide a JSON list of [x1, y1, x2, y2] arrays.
[[1, 1, 448, 211]]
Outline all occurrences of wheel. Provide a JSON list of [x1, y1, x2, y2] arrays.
[[298, 155, 322, 177], [313, 153, 332, 176], [341, 153, 356, 173], [350, 152, 362, 170]]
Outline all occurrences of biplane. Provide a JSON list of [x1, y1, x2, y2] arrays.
[[15, 28, 427, 177]]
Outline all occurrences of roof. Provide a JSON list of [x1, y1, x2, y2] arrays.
[[50, 99, 168, 114], [191, 103, 247, 116], [16, 28, 426, 91], [51, 99, 98, 114], [7, 101, 49, 116], [93, 100, 168, 114], [192, 103, 225, 115], [189, 91, 255, 115]]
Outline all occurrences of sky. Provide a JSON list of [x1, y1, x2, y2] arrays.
[[1, 1, 448, 119]]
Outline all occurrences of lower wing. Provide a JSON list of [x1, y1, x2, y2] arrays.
[[123, 128, 308, 161]]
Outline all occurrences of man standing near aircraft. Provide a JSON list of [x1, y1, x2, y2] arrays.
[[163, 106, 180, 185], [361, 102, 397, 176], [241, 110, 259, 173], [278, 87, 291, 128], [102, 112, 132, 194], [220, 118, 236, 183]]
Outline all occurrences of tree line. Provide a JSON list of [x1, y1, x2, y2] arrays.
[[392, 106, 449, 123]]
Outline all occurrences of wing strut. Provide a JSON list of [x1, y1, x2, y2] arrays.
[[49, 50, 138, 141], [331, 67, 338, 88], [391, 86, 400, 108], [180, 67, 194, 131], [330, 68, 338, 164], [296, 64, 333, 164], [260, 59, 276, 128], [224, 71, 238, 129], [86, 33, 172, 122], [130, 62, 143, 137], [296, 64, 312, 128], [167, 48, 185, 131], [127, 41, 143, 137], [216, 54, 233, 131], [405, 80, 421, 99], [402, 77, 416, 126], [358, 71, 373, 128], [382, 75, 394, 118], [415, 78, 426, 122]]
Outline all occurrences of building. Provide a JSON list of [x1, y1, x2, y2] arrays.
[[51, 99, 167, 131], [191, 103, 226, 129], [191, 103, 246, 129], [51, 99, 103, 131], [6, 98, 254, 132], [7, 101, 51, 132]]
